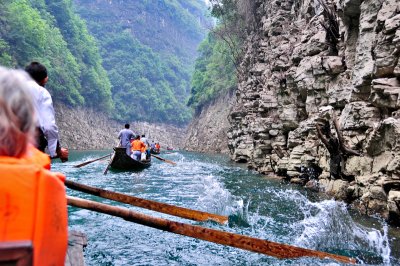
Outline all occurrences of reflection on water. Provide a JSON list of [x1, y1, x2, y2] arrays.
[[52, 151, 400, 265]]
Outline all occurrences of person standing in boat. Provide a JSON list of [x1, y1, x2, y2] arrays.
[[130, 135, 146, 161], [141, 134, 151, 159], [0, 66, 68, 266], [118, 123, 135, 155], [25, 61, 69, 162]]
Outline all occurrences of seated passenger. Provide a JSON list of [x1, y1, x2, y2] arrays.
[[155, 142, 160, 152], [0, 67, 68, 266], [130, 135, 146, 161]]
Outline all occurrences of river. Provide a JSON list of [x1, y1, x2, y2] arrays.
[[52, 150, 400, 265]]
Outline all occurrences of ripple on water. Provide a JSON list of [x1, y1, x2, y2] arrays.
[[52, 151, 400, 265]]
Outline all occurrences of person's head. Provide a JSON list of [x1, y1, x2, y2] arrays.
[[136, 135, 140, 140], [25, 62, 48, 86], [141, 134, 145, 138], [0, 67, 36, 157], [124, 123, 130, 129]]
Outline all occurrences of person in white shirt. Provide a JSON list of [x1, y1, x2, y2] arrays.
[[25, 62, 68, 162]]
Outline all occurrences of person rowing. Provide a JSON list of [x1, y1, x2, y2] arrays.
[[118, 123, 135, 155]]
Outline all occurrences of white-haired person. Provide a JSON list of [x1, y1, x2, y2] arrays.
[[0, 66, 68, 266]]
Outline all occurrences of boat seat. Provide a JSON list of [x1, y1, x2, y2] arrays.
[[0, 241, 33, 266]]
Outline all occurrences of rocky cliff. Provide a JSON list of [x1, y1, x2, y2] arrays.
[[184, 89, 236, 154], [55, 103, 185, 150], [221, 0, 400, 224]]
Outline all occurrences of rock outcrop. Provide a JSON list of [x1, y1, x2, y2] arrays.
[[184, 89, 236, 154], [55, 103, 185, 150], [226, 0, 400, 224]]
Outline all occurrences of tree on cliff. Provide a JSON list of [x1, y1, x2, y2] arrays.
[[188, 0, 256, 109], [315, 112, 362, 180], [208, 0, 257, 69]]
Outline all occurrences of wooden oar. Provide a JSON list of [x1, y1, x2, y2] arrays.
[[73, 154, 111, 168], [103, 151, 116, 175], [151, 154, 176, 165], [67, 196, 356, 264], [65, 180, 227, 224]]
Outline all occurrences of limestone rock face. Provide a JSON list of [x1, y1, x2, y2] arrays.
[[183, 89, 236, 154], [56, 104, 185, 150], [224, 0, 400, 224]]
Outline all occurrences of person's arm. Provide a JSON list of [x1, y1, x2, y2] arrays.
[[40, 89, 68, 161]]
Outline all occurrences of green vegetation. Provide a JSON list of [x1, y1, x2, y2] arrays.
[[188, 0, 249, 109], [0, 0, 115, 109], [74, 0, 209, 124], [0, 0, 209, 125], [188, 34, 237, 109]]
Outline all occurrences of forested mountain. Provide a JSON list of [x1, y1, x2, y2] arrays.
[[0, 0, 113, 111], [0, 0, 209, 125], [73, 0, 210, 124]]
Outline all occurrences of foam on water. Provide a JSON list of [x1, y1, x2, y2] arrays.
[[268, 189, 391, 264], [54, 151, 399, 265]]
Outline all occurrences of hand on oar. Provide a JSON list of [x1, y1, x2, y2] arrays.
[[65, 179, 227, 224], [67, 196, 357, 264], [73, 154, 112, 168], [151, 154, 176, 165]]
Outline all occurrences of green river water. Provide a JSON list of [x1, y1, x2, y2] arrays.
[[52, 150, 400, 265]]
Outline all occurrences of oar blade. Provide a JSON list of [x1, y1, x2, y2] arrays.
[[151, 154, 176, 165]]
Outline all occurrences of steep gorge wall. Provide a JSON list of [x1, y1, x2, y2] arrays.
[[55, 103, 185, 150], [184, 89, 236, 154], [227, 0, 400, 224]]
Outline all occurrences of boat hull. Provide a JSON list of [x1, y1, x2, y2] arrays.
[[110, 147, 151, 171], [150, 149, 160, 155]]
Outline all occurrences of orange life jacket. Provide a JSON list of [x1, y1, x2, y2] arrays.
[[0, 155, 68, 266], [131, 140, 146, 152], [21, 144, 51, 170]]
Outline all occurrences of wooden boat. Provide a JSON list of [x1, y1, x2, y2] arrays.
[[110, 147, 151, 171]]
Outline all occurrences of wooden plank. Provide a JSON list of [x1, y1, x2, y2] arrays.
[[0, 241, 32, 266], [65, 231, 87, 266]]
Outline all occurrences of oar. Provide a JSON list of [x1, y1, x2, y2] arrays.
[[73, 154, 112, 168], [103, 151, 116, 175], [65, 180, 227, 224], [151, 154, 176, 165], [67, 196, 357, 264]]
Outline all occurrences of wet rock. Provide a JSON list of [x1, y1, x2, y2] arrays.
[[388, 190, 400, 225]]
